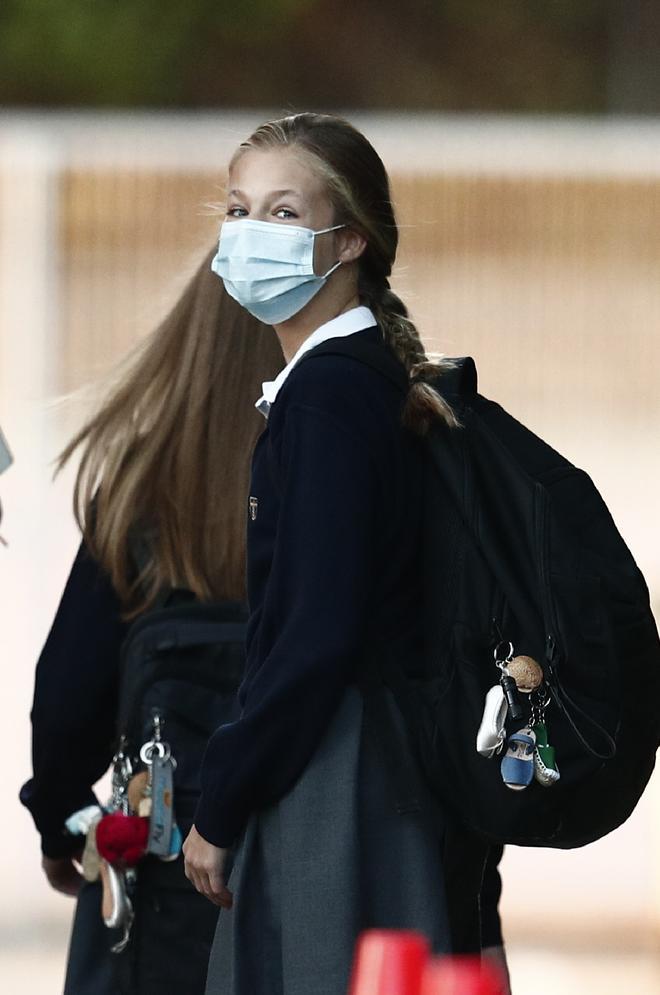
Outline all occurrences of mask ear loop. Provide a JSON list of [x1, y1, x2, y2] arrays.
[[321, 259, 342, 279], [314, 223, 347, 235], [314, 224, 346, 279]]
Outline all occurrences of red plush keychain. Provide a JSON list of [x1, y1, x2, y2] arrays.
[[96, 812, 149, 867]]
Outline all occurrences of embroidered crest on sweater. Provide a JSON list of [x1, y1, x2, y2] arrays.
[[249, 496, 258, 521]]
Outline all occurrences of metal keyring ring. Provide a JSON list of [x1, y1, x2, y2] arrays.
[[493, 640, 514, 664], [140, 741, 166, 764]]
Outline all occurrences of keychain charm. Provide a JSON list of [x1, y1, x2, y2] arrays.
[[110, 738, 133, 815], [98, 860, 136, 954], [127, 770, 151, 817], [147, 751, 176, 857], [81, 814, 103, 882], [494, 641, 524, 722], [532, 721, 561, 786], [100, 859, 132, 929], [96, 812, 149, 867], [162, 823, 183, 862], [476, 684, 508, 757], [529, 688, 560, 786], [500, 725, 536, 791], [507, 655, 543, 694], [139, 712, 181, 860]]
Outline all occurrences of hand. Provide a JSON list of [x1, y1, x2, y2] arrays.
[[183, 825, 233, 909], [41, 853, 84, 897]]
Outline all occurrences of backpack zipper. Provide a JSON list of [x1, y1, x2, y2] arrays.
[[534, 483, 617, 760], [534, 482, 562, 685]]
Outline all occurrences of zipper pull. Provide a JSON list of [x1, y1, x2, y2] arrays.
[[490, 617, 504, 645], [545, 634, 558, 685]]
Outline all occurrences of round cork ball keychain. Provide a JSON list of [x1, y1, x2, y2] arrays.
[[507, 655, 543, 694]]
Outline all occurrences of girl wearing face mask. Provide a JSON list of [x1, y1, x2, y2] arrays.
[[183, 113, 460, 995]]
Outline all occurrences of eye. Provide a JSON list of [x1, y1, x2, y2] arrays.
[[273, 207, 298, 220], [226, 205, 248, 218]]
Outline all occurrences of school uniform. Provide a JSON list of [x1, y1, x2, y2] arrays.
[[20, 548, 225, 995], [198, 308, 451, 995]]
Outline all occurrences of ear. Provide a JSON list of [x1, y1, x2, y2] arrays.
[[335, 227, 367, 264]]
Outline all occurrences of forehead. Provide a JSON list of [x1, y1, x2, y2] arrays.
[[228, 147, 328, 201]]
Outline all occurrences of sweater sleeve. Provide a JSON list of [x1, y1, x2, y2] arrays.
[[19, 542, 129, 857], [194, 397, 386, 846]]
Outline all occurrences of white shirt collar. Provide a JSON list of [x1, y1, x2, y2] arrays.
[[256, 306, 377, 418]]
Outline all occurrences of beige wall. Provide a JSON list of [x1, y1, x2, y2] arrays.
[[1, 115, 659, 976]]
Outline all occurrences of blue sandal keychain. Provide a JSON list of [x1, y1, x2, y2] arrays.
[[500, 725, 536, 790]]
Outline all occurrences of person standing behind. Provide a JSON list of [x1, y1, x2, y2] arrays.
[[20, 250, 283, 995]]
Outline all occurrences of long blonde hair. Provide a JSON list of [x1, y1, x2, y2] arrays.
[[233, 112, 458, 433], [59, 248, 283, 615]]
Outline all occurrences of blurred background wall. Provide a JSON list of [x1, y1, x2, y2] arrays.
[[1, 2, 659, 993]]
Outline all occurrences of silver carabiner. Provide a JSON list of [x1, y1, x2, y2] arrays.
[[494, 640, 514, 674]]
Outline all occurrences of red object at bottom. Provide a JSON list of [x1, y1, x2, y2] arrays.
[[348, 930, 430, 995], [421, 956, 504, 995]]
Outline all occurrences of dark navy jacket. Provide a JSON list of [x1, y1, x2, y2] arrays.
[[194, 326, 426, 846], [20, 543, 129, 857]]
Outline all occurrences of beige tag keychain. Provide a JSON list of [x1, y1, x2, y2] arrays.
[[81, 813, 103, 882], [127, 770, 151, 817]]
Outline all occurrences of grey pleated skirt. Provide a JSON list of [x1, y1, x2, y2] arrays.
[[205, 686, 450, 995]]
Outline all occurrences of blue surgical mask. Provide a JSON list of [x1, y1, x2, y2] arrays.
[[211, 218, 345, 324]]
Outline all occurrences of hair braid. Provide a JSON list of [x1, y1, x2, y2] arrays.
[[363, 278, 460, 434]]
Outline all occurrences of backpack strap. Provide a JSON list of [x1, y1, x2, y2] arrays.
[[300, 330, 478, 404], [433, 356, 478, 399], [304, 333, 477, 822]]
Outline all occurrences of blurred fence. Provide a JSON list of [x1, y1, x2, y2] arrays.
[[1, 114, 659, 960], [4, 113, 656, 594]]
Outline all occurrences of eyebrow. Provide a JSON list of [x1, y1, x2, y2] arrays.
[[227, 188, 302, 200]]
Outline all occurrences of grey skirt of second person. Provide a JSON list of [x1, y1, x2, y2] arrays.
[[205, 686, 450, 995]]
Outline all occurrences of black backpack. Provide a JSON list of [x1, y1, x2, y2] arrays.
[[304, 335, 660, 848], [116, 596, 247, 835]]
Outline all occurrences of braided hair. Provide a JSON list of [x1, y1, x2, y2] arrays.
[[233, 112, 458, 433]]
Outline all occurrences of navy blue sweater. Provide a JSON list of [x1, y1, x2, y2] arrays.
[[20, 543, 129, 857], [194, 327, 425, 846]]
